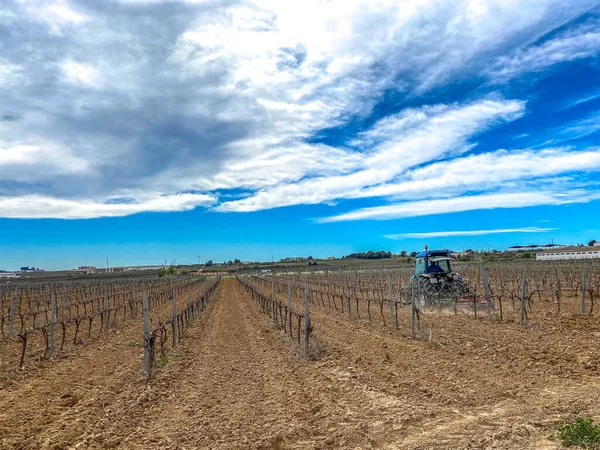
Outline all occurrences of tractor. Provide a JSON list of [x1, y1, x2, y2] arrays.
[[401, 247, 469, 306]]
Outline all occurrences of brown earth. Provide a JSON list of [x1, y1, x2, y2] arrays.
[[0, 278, 599, 449]]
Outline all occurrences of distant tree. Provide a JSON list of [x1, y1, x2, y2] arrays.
[[589, 239, 597, 247], [205, 260, 214, 267], [158, 266, 177, 276], [307, 256, 313, 260], [400, 250, 407, 257], [234, 258, 241, 264], [409, 251, 418, 257], [227, 260, 233, 265], [343, 250, 393, 260], [521, 251, 533, 259]]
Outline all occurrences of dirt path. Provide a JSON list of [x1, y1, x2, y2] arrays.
[[97, 278, 419, 449]]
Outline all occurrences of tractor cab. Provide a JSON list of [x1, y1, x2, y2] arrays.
[[414, 249, 454, 276]]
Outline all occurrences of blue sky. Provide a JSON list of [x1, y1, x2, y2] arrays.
[[1, 0, 600, 270]]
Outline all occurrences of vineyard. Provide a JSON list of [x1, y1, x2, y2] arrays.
[[0, 275, 220, 380], [0, 263, 599, 449], [247, 260, 600, 330]]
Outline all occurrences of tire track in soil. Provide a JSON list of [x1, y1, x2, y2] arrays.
[[0, 283, 212, 450], [97, 279, 418, 450]]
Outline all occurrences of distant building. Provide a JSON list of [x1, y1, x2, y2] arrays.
[[507, 244, 566, 253], [0, 272, 21, 279], [536, 246, 600, 261], [326, 256, 336, 261]]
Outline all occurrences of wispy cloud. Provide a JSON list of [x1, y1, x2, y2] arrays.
[[384, 227, 557, 239], [559, 110, 600, 140], [318, 189, 600, 223], [561, 89, 600, 110], [216, 99, 525, 212], [488, 19, 600, 81], [0, 193, 216, 219]]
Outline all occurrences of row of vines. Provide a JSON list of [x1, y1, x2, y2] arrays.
[[0, 276, 216, 370], [250, 260, 600, 333]]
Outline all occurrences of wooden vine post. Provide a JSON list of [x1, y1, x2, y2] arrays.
[[387, 273, 395, 328], [410, 280, 416, 337], [131, 284, 136, 319], [287, 279, 292, 334], [103, 288, 109, 331], [143, 294, 151, 379], [9, 291, 16, 338], [61, 286, 67, 322], [49, 293, 56, 356], [172, 289, 177, 347], [581, 264, 587, 315], [520, 269, 527, 325], [481, 266, 492, 320], [304, 283, 310, 350]]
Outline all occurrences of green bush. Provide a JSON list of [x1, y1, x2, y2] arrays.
[[554, 412, 600, 448], [157, 265, 177, 276]]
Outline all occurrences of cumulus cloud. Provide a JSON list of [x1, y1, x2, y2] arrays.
[[385, 227, 557, 239], [1, 0, 600, 218]]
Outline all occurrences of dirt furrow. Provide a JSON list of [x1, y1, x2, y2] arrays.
[[94, 279, 423, 449]]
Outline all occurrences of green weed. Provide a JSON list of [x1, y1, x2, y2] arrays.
[[553, 411, 600, 448]]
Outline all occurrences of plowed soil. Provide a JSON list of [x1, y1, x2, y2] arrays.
[[1, 278, 599, 449]]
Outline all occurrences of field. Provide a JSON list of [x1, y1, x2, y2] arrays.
[[0, 261, 599, 449]]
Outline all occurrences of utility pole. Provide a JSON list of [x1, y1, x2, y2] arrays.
[[106, 258, 110, 273], [197, 254, 200, 265]]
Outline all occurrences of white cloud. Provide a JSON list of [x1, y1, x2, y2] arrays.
[[46, 4, 87, 23], [560, 111, 600, 140], [1, 0, 600, 219], [0, 143, 91, 180], [562, 89, 600, 110], [61, 61, 100, 86], [352, 147, 600, 200], [385, 227, 557, 239], [318, 190, 600, 222], [216, 99, 525, 212], [0, 58, 23, 87], [0, 193, 216, 219], [488, 20, 600, 81]]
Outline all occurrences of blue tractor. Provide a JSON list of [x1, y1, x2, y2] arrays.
[[401, 247, 468, 304]]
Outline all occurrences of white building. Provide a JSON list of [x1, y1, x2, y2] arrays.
[[0, 272, 21, 279], [536, 248, 600, 261]]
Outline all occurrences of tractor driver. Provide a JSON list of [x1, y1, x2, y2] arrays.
[[427, 260, 444, 273]]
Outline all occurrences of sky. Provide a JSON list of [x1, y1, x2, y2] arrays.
[[1, 0, 600, 270]]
